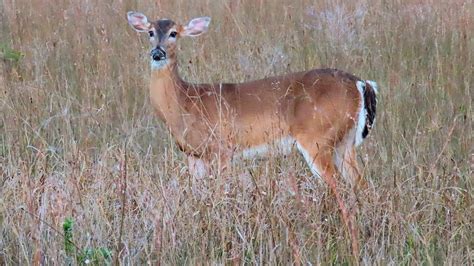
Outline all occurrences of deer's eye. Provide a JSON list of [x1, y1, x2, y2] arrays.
[[148, 31, 154, 37], [169, 31, 177, 38]]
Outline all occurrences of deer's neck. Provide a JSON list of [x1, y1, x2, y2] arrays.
[[149, 61, 186, 127]]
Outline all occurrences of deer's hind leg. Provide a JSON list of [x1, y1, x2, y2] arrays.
[[295, 135, 360, 256], [334, 137, 367, 192]]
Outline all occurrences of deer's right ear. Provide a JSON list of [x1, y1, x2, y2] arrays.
[[127, 11, 151, 32], [182, 17, 211, 37]]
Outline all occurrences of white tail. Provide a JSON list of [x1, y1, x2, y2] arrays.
[[127, 11, 378, 256]]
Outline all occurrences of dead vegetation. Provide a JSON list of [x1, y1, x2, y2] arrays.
[[0, 0, 472, 264]]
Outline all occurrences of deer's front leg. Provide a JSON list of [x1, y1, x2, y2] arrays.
[[186, 144, 234, 179], [187, 155, 208, 179]]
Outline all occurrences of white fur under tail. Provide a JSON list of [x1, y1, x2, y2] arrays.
[[366, 80, 379, 94], [355, 81, 367, 146]]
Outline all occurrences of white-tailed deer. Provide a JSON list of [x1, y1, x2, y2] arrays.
[[128, 11, 378, 256]]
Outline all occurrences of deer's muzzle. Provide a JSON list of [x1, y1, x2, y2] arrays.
[[151, 47, 166, 61]]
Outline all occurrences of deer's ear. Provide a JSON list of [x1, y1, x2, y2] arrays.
[[127, 11, 151, 32], [182, 17, 211, 37]]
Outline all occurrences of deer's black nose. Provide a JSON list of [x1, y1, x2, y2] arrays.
[[151, 47, 166, 61]]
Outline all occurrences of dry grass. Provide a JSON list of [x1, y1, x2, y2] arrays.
[[1, 0, 473, 264]]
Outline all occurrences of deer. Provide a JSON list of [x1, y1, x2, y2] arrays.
[[127, 11, 378, 256]]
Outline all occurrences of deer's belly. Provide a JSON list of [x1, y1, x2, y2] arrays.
[[234, 136, 296, 161]]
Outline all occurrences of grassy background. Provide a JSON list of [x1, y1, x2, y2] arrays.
[[1, 0, 472, 264]]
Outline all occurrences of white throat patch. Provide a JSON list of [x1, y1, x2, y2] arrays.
[[151, 59, 169, 70]]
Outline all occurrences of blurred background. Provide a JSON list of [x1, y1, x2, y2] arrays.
[[0, 0, 472, 264]]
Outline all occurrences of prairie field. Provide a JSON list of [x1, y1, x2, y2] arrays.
[[0, 0, 473, 264]]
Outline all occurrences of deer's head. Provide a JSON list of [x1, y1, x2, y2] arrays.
[[127, 11, 211, 69]]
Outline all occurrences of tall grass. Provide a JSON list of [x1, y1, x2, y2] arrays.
[[1, 0, 472, 264]]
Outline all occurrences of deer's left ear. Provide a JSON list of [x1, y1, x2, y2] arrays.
[[127, 11, 152, 32], [181, 17, 211, 37]]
